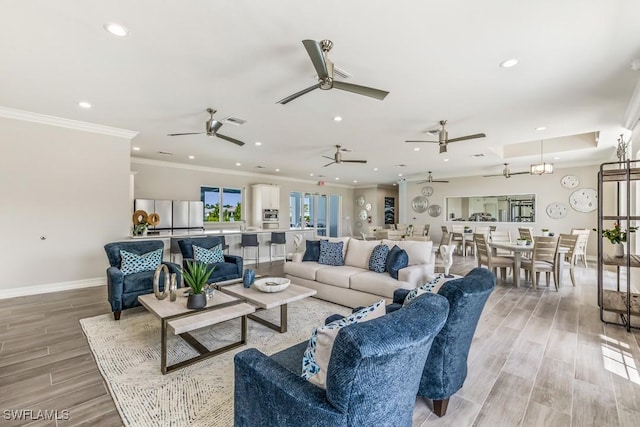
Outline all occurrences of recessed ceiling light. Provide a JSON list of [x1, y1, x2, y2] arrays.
[[500, 59, 519, 68], [255, 141, 262, 146], [392, 183, 397, 186], [443, 158, 449, 162], [132, 146, 141, 151], [353, 180, 358, 183], [188, 155, 195, 159], [78, 101, 92, 109], [333, 116, 342, 122], [335, 177, 340, 180], [275, 168, 280, 172], [104, 23, 128, 37], [373, 168, 379, 171], [413, 147, 420, 151], [235, 162, 241, 166], [398, 173, 403, 177], [535, 126, 547, 131], [553, 157, 560, 160], [309, 173, 314, 176]]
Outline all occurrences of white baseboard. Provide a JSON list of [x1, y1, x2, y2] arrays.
[[0, 277, 105, 300]]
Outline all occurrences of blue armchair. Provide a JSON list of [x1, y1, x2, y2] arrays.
[[234, 292, 450, 427], [104, 240, 182, 320], [389, 267, 495, 416], [177, 237, 243, 283]]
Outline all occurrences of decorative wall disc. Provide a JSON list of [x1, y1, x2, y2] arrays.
[[546, 202, 568, 219], [365, 203, 372, 211], [355, 195, 365, 207], [428, 204, 442, 217], [355, 220, 363, 228], [569, 188, 597, 212], [421, 186, 434, 197], [561, 175, 580, 189], [411, 196, 429, 213], [358, 209, 368, 220]]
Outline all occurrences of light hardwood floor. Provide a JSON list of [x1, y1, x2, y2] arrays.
[[0, 257, 638, 427]]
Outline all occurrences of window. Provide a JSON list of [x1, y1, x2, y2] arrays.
[[290, 191, 341, 236], [201, 186, 243, 222]]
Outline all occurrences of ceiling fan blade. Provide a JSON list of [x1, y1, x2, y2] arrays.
[[216, 133, 245, 146], [439, 144, 447, 154], [322, 161, 336, 167], [302, 40, 329, 80], [433, 179, 450, 183], [405, 140, 439, 143], [482, 173, 505, 177], [276, 84, 319, 104], [332, 81, 389, 100], [341, 160, 367, 164], [416, 180, 429, 184], [322, 155, 335, 160], [509, 171, 530, 175], [447, 133, 486, 143], [167, 132, 205, 136]]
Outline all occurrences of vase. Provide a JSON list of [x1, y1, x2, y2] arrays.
[[243, 269, 255, 288], [542, 231, 549, 237], [187, 293, 207, 309], [614, 243, 625, 258]]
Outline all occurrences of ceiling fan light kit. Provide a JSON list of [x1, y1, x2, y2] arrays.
[[530, 140, 554, 175]]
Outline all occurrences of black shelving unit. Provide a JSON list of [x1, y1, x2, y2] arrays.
[[597, 160, 640, 331]]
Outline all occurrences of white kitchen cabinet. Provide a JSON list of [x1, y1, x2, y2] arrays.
[[251, 184, 281, 226]]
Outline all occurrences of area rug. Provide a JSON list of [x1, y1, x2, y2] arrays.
[[80, 297, 350, 427]]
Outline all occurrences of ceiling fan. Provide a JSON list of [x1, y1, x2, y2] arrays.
[[322, 145, 367, 167], [405, 120, 486, 154], [417, 171, 449, 184], [167, 108, 245, 146], [277, 39, 389, 104], [483, 163, 529, 179]]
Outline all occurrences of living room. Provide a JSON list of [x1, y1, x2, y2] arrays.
[[2, 1, 640, 426]]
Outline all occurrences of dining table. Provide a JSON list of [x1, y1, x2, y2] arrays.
[[487, 241, 569, 287]]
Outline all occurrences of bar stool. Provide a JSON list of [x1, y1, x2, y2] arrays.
[[267, 232, 286, 263], [241, 233, 259, 267], [218, 235, 230, 254]]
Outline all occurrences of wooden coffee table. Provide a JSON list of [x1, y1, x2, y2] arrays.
[[138, 288, 255, 374], [217, 282, 317, 333]]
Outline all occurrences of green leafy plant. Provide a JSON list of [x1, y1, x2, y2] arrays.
[[541, 228, 549, 232], [132, 220, 149, 236], [594, 223, 638, 244], [182, 260, 215, 295]]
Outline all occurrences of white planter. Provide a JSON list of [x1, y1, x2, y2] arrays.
[[541, 231, 550, 237], [614, 243, 625, 258]]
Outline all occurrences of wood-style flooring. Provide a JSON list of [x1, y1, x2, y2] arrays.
[[0, 257, 638, 426]]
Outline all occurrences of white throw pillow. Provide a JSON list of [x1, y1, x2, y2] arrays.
[[382, 239, 433, 266], [344, 238, 380, 269], [301, 299, 386, 389]]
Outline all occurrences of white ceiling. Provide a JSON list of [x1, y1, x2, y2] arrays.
[[1, 1, 640, 186]]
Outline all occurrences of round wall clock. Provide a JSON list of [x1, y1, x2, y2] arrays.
[[569, 188, 597, 212], [421, 186, 434, 197], [428, 204, 442, 217], [358, 209, 368, 221], [546, 202, 568, 219], [561, 175, 580, 189], [411, 196, 429, 213], [365, 203, 372, 211], [355, 195, 365, 207]]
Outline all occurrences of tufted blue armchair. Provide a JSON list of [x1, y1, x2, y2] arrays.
[[233, 292, 450, 427], [177, 237, 243, 282], [389, 267, 495, 416], [104, 240, 182, 320]]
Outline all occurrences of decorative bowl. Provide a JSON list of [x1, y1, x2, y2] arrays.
[[253, 277, 291, 293]]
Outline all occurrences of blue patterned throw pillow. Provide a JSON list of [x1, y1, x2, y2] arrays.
[[385, 245, 409, 279], [302, 300, 385, 389], [318, 240, 344, 266], [302, 240, 321, 262], [193, 244, 225, 264], [403, 275, 443, 306], [368, 244, 389, 273], [120, 248, 162, 275]]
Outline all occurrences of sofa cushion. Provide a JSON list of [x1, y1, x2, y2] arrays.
[[310, 236, 350, 258], [284, 261, 326, 281], [383, 239, 433, 266], [193, 244, 224, 264], [403, 274, 444, 306], [386, 245, 409, 280], [302, 240, 321, 262], [302, 299, 386, 389], [120, 248, 162, 275], [368, 244, 389, 273], [344, 238, 379, 269], [350, 271, 413, 298], [318, 240, 345, 266], [315, 265, 365, 289]]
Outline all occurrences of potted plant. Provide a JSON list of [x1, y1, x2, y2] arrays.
[[182, 260, 215, 309], [132, 220, 149, 236], [541, 228, 550, 237], [594, 223, 639, 257]]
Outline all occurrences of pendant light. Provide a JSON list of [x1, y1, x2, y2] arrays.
[[530, 140, 554, 175]]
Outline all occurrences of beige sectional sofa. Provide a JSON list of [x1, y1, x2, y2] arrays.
[[284, 236, 435, 308]]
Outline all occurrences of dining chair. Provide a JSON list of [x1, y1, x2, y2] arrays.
[[557, 233, 579, 286], [518, 227, 534, 241], [474, 233, 515, 282], [451, 225, 466, 256], [520, 236, 557, 290], [423, 224, 430, 237], [489, 225, 497, 232], [489, 231, 514, 257], [440, 225, 449, 234], [571, 228, 590, 267]]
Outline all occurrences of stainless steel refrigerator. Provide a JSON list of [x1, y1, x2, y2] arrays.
[[134, 199, 173, 230], [172, 201, 204, 229]]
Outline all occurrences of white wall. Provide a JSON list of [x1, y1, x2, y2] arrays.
[[0, 117, 131, 291], [131, 159, 355, 233], [405, 165, 599, 256]]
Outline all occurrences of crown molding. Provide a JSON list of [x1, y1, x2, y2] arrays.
[[130, 157, 355, 189], [0, 106, 138, 139]]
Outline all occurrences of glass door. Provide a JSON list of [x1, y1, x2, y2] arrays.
[[329, 194, 340, 237], [316, 195, 327, 236]]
